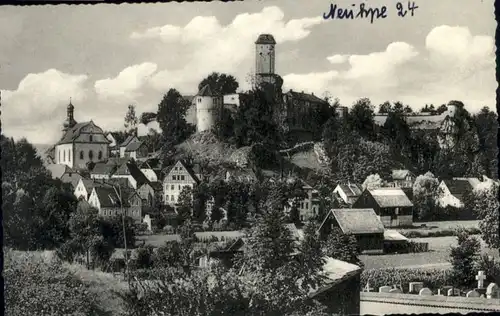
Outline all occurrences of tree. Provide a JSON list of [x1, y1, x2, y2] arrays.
[[192, 182, 210, 223], [99, 215, 136, 248], [177, 186, 194, 225], [449, 228, 481, 287], [378, 101, 392, 114], [323, 227, 363, 267], [412, 172, 440, 221], [436, 104, 448, 114], [362, 174, 384, 190], [212, 106, 235, 142], [233, 88, 282, 148], [472, 181, 499, 249], [153, 240, 184, 268], [139, 112, 157, 125], [382, 109, 412, 164], [157, 89, 193, 164], [124, 104, 139, 134], [474, 107, 498, 179], [198, 72, 239, 96], [59, 207, 112, 269], [347, 98, 375, 139]]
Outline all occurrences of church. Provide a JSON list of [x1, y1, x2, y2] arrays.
[[48, 101, 110, 170]]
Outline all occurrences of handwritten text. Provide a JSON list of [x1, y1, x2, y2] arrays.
[[323, 1, 419, 24]]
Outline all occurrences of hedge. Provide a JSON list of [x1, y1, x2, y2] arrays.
[[361, 268, 453, 293]]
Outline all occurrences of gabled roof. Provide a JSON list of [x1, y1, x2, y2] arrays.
[[442, 179, 475, 196], [321, 209, 385, 235], [125, 141, 145, 152], [336, 183, 362, 197], [368, 188, 414, 208], [120, 135, 139, 148], [164, 160, 201, 184], [90, 162, 117, 176], [79, 178, 95, 193], [392, 169, 415, 181], [149, 181, 163, 192], [114, 161, 150, 186], [197, 84, 215, 97], [93, 185, 138, 208], [57, 121, 109, 145], [46, 164, 74, 179]]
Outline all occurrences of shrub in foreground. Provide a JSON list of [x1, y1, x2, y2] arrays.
[[5, 250, 105, 316]]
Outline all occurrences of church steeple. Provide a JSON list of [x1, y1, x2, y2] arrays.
[[63, 98, 77, 132]]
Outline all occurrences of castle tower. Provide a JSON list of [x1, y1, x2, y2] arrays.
[[62, 99, 77, 133], [196, 84, 221, 133], [255, 34, 276, 86]]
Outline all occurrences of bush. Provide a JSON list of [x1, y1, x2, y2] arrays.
[[400, 227, 481, 238], [361, 268, 453, 292], [5, 250, 105, 316]]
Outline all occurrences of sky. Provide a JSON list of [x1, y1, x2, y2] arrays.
[[0, 0, 496, 144]]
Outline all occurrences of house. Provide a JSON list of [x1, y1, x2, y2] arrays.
[[137, 182, 156, 208], [88, 185, 142, 222], [203, 230, 362, 315], [111, 159, 150, 189], [352, 188, 414, 228], [283, 180, 320, 222], [90, 161, 117, 180], [162, 160, 202, 206], [123, 140, 149, 160], [139, 159, 163, 182], [106, 133, 120, 157], [318, 208, 385, 254], [119, 135, 141, 158], [46, 163, 83, 189], [437, 178, 480, 208], [388, 169, 416, 188], [333, 183, 363, 205], [74, 178, 95, 200], [74, 177, 131, 201]]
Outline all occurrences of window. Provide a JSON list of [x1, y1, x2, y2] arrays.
[[170, 195, 174, 201], [80, 151, 84, 160], [98, 151, 102, 160], [305, 202, 309, 210], [181, 175, 185, 181], [68, 150, 71, 163], [63, 150, 66, 162], [178, 185, 181, 190], [89, 135, 93, 142], [172, 175, 177, 181], [198, 98, 202, 102], [171, 185, 174, 190]]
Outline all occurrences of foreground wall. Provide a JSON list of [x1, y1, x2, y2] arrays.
[[360, 292, 500, 315]]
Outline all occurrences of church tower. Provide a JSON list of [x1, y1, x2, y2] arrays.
[[62, 99, 77, 133], [255, 34, 276, 86]]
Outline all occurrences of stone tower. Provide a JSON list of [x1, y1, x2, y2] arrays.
[[196, 84, 221, 132], [63, 99, 77, 133], [255, 34, 276, 86]]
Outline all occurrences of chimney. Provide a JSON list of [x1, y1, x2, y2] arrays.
[[311, 92, 314, 96], [290, 89, 293, 92]]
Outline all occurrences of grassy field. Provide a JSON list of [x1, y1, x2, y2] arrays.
[[361, 234, 499, 270], [408, 220, 479, 231]]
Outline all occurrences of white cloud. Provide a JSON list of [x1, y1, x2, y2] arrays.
[[94, 62, 158, 101], [131, 6, 323, 93], [2, 69, 89, 144], [426, 25, 494, 66], [281, 25, 494, 112], [327, 54, 347, 64]]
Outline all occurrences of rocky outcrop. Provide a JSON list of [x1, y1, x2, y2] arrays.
[[314, 142, 330, 166]]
